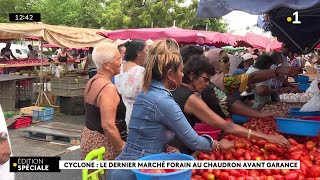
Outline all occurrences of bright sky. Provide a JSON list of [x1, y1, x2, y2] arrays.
[[222, 11, 258, 31]]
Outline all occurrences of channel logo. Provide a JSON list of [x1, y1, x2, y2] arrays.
[[10, 157, 61, 172]]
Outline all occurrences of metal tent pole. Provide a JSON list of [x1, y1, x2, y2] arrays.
[[35, 38, 58, 107]]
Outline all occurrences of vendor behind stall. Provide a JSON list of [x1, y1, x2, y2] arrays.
[[1, 42, 17, 61], [246, 55, 277, 109], [27, 45, 38, 59], [55, 47, 73, 63]]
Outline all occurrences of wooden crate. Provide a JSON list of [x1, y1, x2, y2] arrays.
[[20, 106, 44, 116]]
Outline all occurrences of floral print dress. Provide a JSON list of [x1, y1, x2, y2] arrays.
[[114, 65, 145, 126]]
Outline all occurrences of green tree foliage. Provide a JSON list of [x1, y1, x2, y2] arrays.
[[0, 0, 227, 32]]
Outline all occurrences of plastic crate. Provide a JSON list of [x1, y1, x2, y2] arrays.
[[52, 88, 85, 97], [0, 95, 15, 111], [20, 106, 44, 116], [11, 117, 32, 129], [52, 77, 88, 89], [0, 81, 16, 96], [59, 96, 85, 116], [34, 115, 54, 121], [4, 111, 14, 118], [44, 107, 54, 115], [32, 107, 54, 118], [51, 77, 88, 97]]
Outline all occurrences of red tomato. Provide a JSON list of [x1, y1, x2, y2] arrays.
[[165, 169, 180, 173], [146, 169, 166, 174], [233, 149, 245, 159], [220, 172, 230, 180], [273, 174, 284, 180], [306, 141, 316, 151], [229, 169, 241, 177], [238, 169, 248, 175], [284, 171, 299, 180], [300, 158, 313, 168], [309, 165, 320, 178], [245, 176, 256, 180], [199, 152, 210, 160], [225, 151, 233, 160], [229, 176, 237, 180], [256, 139, 268, 148], [298, 174, 305, 180], [264, 169, 272, 176], [268, 154, 279, 160], [267, 176, 275, 180], [275, 148, 286, 156], [249, 170, 259, 177], [244, 151, 252, 160], [235, 140, 247, 148], [209, 154, 216, 160], [314, 159, 320, 165], [139, 169, 148, 173], [194, 175, 202, 179], [265, 143, 277, 152], [201, 172, 215, 180], [281, 169, 290, 175], [192, 169, 197, 175], [299, 162, 308, 175], [212, 169, 221, 178]]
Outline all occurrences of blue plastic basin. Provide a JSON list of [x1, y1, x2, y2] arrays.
[[294, 75, 310, 83], [276, 117, 320, 136], [298, 83, 310, 91], [288, 108, 320, 117], [132, 153, 194, 180], [232, 114, 249, 124]]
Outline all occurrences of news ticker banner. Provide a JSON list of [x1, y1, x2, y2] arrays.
[[9, 157, 300, 172]]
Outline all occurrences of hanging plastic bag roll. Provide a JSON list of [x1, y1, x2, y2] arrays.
[[306, 79, 319, 93], [300, 93, 320, 112]]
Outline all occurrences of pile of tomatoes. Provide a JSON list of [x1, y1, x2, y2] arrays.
[[192, 134, 320, 180], [243, 118, 320, 143]]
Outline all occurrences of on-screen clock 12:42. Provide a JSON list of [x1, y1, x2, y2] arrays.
[[9, 13, 41, 22]]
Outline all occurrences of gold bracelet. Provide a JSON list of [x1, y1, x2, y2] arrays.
[[248, 129, 252, 139], [213, 140, 220, 152]]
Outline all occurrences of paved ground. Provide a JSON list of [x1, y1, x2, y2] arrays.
[[8, 114, 86, 180]]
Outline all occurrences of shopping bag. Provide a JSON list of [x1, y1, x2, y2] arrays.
[[300, 93, 320, 112], [306, 79, 319, 93]]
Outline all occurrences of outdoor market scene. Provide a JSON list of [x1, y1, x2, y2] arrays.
[[0, 0, 320, 180]]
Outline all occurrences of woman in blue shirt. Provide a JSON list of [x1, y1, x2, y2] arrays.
[[106, 39, 234, 180]]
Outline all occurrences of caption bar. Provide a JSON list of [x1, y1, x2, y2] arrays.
[[59, 160, 300, 170]]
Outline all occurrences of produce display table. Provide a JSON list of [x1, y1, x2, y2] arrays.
[[191, 97, 320, 179], [0, 75, 38, 111]]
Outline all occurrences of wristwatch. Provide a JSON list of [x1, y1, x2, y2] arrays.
[[0, 132, 8, 142]]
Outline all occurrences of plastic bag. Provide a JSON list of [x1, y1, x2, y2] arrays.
[[300, 93, 320, 112], [306, 79, 319, 93]]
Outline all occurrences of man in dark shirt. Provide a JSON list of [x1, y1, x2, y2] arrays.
[[1, 43, 17, 60]]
